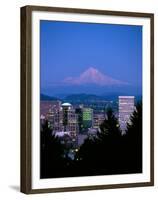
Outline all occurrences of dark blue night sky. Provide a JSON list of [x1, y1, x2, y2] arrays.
[[40, 20, 142, 96]]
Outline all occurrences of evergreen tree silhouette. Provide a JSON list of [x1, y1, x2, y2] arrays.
[[97, 107, 122, 174], [76, 107, 122, 175], [40, 120, 66, 178], [76, 105, 142, 175], [98, 107, 121, 139], [124, 102, 142, 172]]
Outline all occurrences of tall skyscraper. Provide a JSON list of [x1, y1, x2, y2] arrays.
[[61, 103, 78, 139], [62, 103, 71, 131], [119, 96, 135, 134]]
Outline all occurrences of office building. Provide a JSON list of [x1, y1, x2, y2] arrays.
[[40, 100, 61, 119], [47, 101, 62, 130], [61, 103, 77, 137], [82, 108, 93, 131], [75, 107, 83, 133], [93, 113, 105, 129], [119, 96, 135, 134]]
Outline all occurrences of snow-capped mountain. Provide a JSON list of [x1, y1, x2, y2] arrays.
[[63, 67, 127, 86]]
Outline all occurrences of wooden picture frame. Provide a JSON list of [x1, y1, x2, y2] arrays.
[[21, 5, 154, 194]]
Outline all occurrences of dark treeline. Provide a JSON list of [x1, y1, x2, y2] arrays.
[[40, 102, 142, 178]]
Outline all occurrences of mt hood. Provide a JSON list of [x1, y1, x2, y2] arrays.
[[63, 67, 127, 86]]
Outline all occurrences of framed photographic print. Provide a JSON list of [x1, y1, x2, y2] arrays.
[[20, 5, 154, 194]]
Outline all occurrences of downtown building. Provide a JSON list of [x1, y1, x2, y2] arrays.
[[46, 101, 63, 131], [93, 113, 105, 129], [75, 106, 94, 133], [61, 103, 78, 139], [46, 102, 78, 147], [76, 106, 94, 147], [119, 96, 135, 134], [40, 100, 62, 128], [40, 100, 61, 119], [41, 101, 95, 147], [82, 108, 94, 131]]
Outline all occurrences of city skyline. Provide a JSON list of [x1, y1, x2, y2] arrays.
[[40, 95, 137, 149], [40, 20, 142, 96]]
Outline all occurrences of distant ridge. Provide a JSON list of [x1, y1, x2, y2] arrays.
[[65, 93, 105, 102], [40, 93, 142, 102], [40, 94, 60, 101]]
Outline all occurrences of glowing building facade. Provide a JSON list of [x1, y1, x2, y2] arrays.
[[119, 96, 135, 134], [82, 108, 93, 131]]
